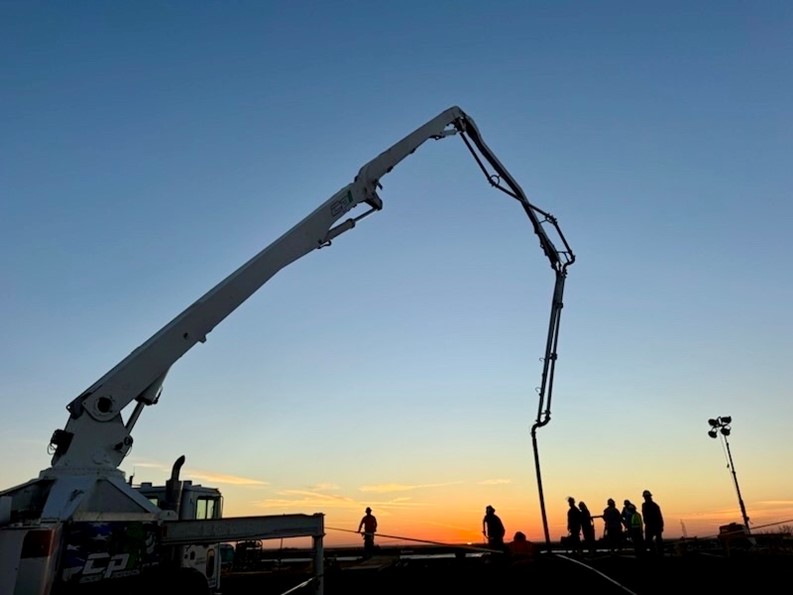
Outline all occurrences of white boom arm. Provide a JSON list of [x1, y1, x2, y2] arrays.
[[48, 105, 574, 472]]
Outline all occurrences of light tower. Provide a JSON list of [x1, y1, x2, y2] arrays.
[[707, 415, 751, 533]]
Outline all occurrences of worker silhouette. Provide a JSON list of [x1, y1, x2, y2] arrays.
[[566, 497, 582, 555], [641, 489, 664, 555], [627, 503, 645, 556], [621, 499, 634, 538], [507, 531, 535, 563], [578, 501, 596, 554], [482, 505, 506, 550], [603, 498, 624, 552], [357, 507, 378, 559]]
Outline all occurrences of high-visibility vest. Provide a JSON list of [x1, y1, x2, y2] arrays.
[[631, 512, 643, 530]]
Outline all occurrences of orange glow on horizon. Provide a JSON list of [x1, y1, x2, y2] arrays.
[[215, 474, 793, 550], [237, 505, 793, 550]]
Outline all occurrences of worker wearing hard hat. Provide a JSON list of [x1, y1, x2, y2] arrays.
[[641, 490, 664, 556], [482, 504, 506, 550], [357, 507, 378, 559]]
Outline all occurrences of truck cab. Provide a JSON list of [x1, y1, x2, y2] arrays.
[[135, 475, 224, 590], [136, 481, 223, 521]]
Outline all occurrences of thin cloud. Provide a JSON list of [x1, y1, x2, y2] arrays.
[[121, 459, 171, 481], [278, 489, 356, 503], [310, 482, 341, 491], [124, 457, 268, 487], [359, 481, 462, 494], [477, 478, 511, 486], [185, 470, 269, 487], [365, 497, 427, 510], [124, 458, 170, 471], [255, 490, 358, 510], [253, 491, 427, 512], [132, 462, 169, 470]]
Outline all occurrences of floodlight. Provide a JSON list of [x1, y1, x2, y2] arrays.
[[708, 429, 718, 438]]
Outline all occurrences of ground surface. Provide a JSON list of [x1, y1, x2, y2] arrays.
[[219, 549, 793, 595]]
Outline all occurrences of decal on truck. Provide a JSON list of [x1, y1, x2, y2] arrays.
[[60, 521, 160, 583]]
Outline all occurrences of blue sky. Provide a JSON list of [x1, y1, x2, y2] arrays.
[[2, 1, 792, 544]]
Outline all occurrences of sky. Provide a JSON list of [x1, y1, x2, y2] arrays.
[[2, 1, 792, 548]]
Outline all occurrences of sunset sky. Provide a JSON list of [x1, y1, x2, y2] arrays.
[[2, 1, 792, 548]]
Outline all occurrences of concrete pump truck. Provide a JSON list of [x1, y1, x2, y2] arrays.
[[0, 106, 574, 594]]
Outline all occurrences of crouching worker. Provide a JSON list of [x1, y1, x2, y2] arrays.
[[507, 531, 537, 564]]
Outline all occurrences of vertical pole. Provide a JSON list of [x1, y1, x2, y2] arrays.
[[313, 533, 324, 595], [531, 429, 551, 549]]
